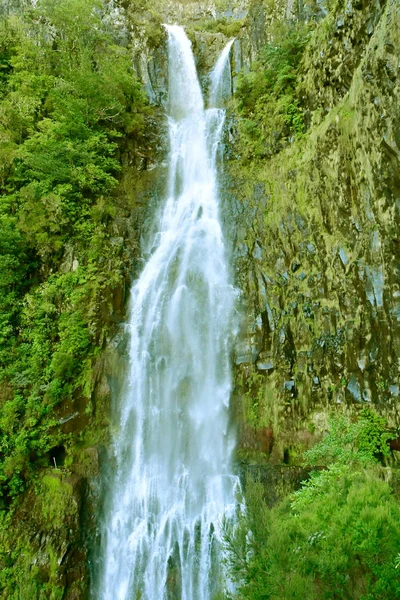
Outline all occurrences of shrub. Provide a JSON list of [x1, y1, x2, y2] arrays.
[[224, 412, 400, 599], [233, 22, 312, 160]]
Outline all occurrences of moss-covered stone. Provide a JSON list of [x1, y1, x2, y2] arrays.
[[228, 0, 400, 463]]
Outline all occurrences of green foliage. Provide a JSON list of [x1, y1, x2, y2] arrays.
[[304, 409, 396, 468], [242, 369, 265, 426], [0, 18, 16, 90], [119, 0, 165, 49], [0, 215, 28, 366], [233, 22, 312, 160], [0, 0, 152, 502], [40, 474, 75, 529], [224, 413, 400, 599], [191, 17, 245, 38], [3, 0, 148, 254], [0, 474, 71, 598]]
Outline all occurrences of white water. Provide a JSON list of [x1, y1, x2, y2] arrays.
[[97, 26, 236, 600], [209, 39, 234, 108]]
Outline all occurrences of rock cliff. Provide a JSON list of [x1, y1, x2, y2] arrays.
[[226, 0, 400, 465]]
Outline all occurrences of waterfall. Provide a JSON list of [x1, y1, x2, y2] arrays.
[[96, 26, 237, 600], [209, 39, 234, 108]]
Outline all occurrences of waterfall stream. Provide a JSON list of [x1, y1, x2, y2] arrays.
[[97, 26, 237, 600]]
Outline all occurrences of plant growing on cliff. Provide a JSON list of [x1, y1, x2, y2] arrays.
[[233, 21, 312, 160], [0, 0, 152, 503], [303, 408, 395, 468]]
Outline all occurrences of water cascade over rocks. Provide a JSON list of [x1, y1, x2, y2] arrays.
[[96, 26, 238, 600]]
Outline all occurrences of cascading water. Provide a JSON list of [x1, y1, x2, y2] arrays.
[[209, 39, 234, 108], [96, 26, 237, 600]]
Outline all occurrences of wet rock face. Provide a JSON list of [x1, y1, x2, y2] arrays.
[[227, 0, 400, 459], [299, 0, 387, 119], [141, 1, 250, 102], [229, 0, 329, 82]]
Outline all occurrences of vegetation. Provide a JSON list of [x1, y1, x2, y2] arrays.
[[0, 0, 398, 598], [0, 0, 153, 505], [190, 17, 245, 38], [226, 2, 400, 599], [224, 410, 400, 599], [232, 21, 312, 160]]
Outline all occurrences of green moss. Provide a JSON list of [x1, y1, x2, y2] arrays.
[[230, 0, 400, 448], [232, 22, 312, 160], [39, 474, 75, 530]]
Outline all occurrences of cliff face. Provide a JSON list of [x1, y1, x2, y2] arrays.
[[0, 152, 166, 599], [226, 0, 400, 464]]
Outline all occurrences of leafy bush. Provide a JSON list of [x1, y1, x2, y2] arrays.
[[0, 215, 29, 368], [233, 22, 312, 160], [191, 17, 245, 38], [224, 412, 400, 599], [0, 0, 152, 501], [304, 409, 396, 467]]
